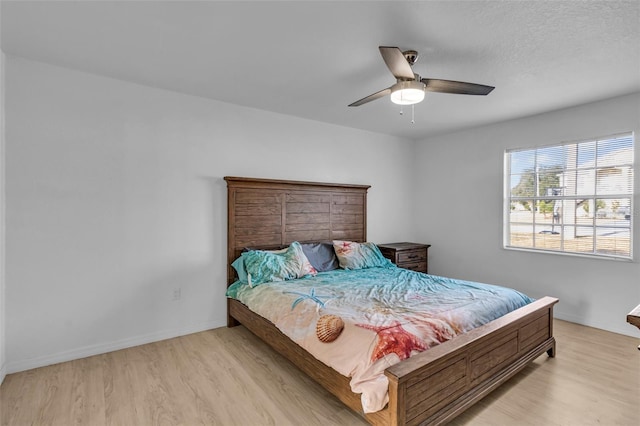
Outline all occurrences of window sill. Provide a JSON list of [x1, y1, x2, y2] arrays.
[[503, 245, 634, 262]]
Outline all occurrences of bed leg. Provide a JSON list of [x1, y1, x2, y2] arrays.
[[228, 314, 240, 328], [227, 299, 241, 327], [547, 340, 556, 358]]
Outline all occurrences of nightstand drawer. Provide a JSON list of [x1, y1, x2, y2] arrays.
[[403, 261, 428, 273], [398, 249, 427, 264]]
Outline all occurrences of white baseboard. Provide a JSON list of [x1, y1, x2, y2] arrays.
[[554, 310, 638, 338], [6, 319, 222, 374]]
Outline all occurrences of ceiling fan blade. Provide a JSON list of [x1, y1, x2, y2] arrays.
[[348, 87, 392, 107], [379, 46, 415, 80], [421, 78, 495, 95]]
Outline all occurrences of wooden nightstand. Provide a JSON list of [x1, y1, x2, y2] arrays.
[[378, 242, 430, 273]]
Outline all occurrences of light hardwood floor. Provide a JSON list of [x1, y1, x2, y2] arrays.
[[1, 319, 638, 425]]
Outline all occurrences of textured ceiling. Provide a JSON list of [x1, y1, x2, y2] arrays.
[[2, 1, 639, 140]]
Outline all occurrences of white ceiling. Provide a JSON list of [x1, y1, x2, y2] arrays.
[[2, 1, 639, 140]]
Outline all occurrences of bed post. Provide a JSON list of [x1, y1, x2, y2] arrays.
[[226, 180, 239, 327], [386, 376, 405, 426], [546, 303, 556, 357]]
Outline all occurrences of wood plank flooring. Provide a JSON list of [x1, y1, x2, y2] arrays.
[[1, 319, 638, 425]]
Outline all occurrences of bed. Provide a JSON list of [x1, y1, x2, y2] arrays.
[[225, 176, 558, 425]]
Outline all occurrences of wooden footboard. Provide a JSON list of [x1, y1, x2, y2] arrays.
[[384, 296, 557, 426], [229, 296, 557, 426]]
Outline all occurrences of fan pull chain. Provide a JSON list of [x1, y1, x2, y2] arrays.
[[399, 105, 416, 123]]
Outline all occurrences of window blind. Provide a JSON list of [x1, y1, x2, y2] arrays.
[[505, 133, 634, 259]]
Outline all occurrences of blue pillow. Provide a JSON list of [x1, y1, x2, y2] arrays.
[[301, 242, 339, 272]]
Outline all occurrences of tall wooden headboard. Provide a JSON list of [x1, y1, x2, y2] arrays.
[[225, 176, 371, 285]]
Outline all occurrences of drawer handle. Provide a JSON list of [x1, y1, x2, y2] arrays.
[[407, 255, 419, 259]]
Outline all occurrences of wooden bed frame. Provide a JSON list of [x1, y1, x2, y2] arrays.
[[225, 176, 558, 426]]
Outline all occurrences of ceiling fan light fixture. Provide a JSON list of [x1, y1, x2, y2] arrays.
[[390, 81, 425, 105]]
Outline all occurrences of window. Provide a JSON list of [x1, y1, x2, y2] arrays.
[[505, 133, 634, 259]]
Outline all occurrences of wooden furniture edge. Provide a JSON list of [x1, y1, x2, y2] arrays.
[[224, 176, 371, 191], [627, 303, 640, 350], [626, 303, 640, 329]]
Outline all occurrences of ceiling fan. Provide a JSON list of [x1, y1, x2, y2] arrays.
[[348, 46, 495, 107]]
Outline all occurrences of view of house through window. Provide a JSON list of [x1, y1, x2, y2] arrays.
[[505, 133, 634, 259]]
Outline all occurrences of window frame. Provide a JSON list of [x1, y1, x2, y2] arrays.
[[504, 132, 634, 260]]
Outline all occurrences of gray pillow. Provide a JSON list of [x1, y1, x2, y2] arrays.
[[301, 242, 339, 272]]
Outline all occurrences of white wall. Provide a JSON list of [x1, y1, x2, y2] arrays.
[[5, 55, 638, 375], [4, 57, 416, 373], [414, 93, 640, 337]]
